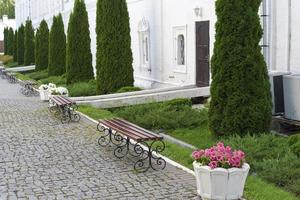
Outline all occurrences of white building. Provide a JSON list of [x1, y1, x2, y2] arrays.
[[0, 15, 16, 53], [14, 0, 300, 88]]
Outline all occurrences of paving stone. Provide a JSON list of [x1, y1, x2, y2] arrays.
[[0, 78, 197, 199]]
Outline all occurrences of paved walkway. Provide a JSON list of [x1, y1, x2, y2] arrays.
[[0, 78, 197, 199]]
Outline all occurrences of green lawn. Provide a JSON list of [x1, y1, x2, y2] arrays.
[[78, 103, 300, 200]]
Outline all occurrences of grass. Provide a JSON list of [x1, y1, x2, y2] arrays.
[[5, 61, 21, 68], [78, 102, 300, 199], [15, 73, 33, 81]]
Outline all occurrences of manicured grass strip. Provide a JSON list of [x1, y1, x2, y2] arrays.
[[78, 105, 115, 120], [244, 176, 299, 200], [15, 73, 33, 81], [5, 61, 20, 68]]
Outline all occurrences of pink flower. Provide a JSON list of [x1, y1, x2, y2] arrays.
[[192, 151, 202, 160], [209, 161, 218, 169]]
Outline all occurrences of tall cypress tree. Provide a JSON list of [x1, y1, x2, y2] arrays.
[[48, 14, 66, 76], [13, 30, 18, 61], [66, 0, 94, 84], [209, 0, 272, 135], [8, 28, 14, 55], [35, 28, 40, 69], [37, 20, 49, 70], [3, 28, 8, 55], [24, 20, 35, 65], [96, 0, 134, 94], [17, 24, 25, 65]]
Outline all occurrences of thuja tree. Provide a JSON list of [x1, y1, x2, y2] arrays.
[[13, 30, 18, 61], [48, 14, 66, 76], [96, 0, 134, 94], [7, 27, 14, 55], [24, 20, 35, 65], [66, 0, 94, 84], [37, 20, 49, 70], [35, 28, 40, 69], [209, 0, 272, 135], [3, 27, 8, 55], [17, 24, 25, 65]]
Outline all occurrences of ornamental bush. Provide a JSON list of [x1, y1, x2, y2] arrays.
[[209, 0, 272, 135], [48, 14, 66, 76], [3, 28, 7, 54], [13, 30, 18, 61], [17, 24, 25, 65], [24, 20, 35, 65], [66, 0, 94, 84], [96, 0, 134, 94], [35, 28, 40, 69], [7, 27, 14, 55], [37, 20, 49, 71]]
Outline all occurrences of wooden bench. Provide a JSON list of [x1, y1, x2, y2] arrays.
[[97, 118, 166, 172], [20, 80, 39, 97], [49, 95, 81, 123]]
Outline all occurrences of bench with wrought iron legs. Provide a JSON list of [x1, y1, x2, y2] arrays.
[[20, 80, 39, 97], [49, 95, 81, 123], [97, 118, 166, 173], [6, 72, 17, 83]]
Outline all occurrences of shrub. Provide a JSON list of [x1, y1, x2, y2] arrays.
[[7, 28, 14, 55], [66, 0, 94, 84], [114, 100, 207, 131], [291, 141, 300, 157], [48, 14, 66, 76], [163, 98, 192, 110], [37, 20, 49, 71], [4, 27, 8, 55], [26, 70, 48, 80], [39, 75, 66, 86], [96, 0, 134, 94], [24, 20, 35, 65], [0, 55, 13, 65], [67, 80, 97, 97], [35, 28, 40, 69], [116, 86, 142, 93], [288, 134, 300, 146], [17, 24, 25, 65], [13, 30, 18, 61], [209, 0, 272, 136]]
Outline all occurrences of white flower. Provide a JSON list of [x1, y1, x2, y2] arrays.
[[48, 83, 57, 89], [56, 87, 69, 95], [39, 84, 49, 91]]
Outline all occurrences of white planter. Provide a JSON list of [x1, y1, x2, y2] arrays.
[[39, 90, 51, 101], [193, 162, 250, 200]]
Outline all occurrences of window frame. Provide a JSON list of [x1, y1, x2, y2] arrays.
[[173, 25, 187, 73]]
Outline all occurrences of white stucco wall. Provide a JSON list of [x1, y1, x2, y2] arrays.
[[0, 15, 16, 40], [15, 0, 300, 88]]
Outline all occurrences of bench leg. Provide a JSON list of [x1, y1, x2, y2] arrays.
[[133, 140, 166, 173]]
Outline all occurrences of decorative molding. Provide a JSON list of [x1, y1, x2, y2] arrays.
[[138, 17, 150, 32]]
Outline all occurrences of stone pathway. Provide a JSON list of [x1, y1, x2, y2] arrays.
[[0, 78, 197, 199]]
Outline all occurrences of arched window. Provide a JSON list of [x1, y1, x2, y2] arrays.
[[138, 17, 151, 70], [177, 34, 185, 65]]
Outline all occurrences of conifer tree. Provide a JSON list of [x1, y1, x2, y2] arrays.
[[48, 14, 66, 76], [24, 20, 35, 65], [66, 0, 94, 84], [7, 27, 14, 55], [3, 27, 8, 55], [17, 24, 25, 65], [96, 0, 134, 94], [37, 20, 49, 70], [13, 30, 18, 61], [209, 0, 272, 135], [35, 28, 40, 69]]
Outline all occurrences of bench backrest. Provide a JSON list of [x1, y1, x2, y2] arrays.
[[99, 118, 163, 142]]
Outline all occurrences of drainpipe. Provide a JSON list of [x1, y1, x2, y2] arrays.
[[287, 0, 292, 73]]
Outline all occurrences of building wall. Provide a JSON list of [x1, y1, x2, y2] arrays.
[[15, 0, 300, 87], [0, 15, 16, 41]]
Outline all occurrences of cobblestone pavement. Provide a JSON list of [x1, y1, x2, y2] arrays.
[[0, 78, 198, 200]]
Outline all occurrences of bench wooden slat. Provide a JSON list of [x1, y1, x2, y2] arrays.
[[99, 118, 163, 142], [114, 118, 162, 139], [110, 119, 161, 140], [100, 120, 143, 141]]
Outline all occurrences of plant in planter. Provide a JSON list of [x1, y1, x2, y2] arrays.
[[192, 142, 250, 200], [38, 84, 50, 101], [49, 87, 69, 97]]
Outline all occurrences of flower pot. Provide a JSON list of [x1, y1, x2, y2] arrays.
[[39, 90, 50, 101], [193, 161, 250, 200]]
